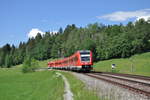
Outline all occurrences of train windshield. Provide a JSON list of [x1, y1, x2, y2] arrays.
[[81, 56, 90, 61], [80, 50, 91, 62]]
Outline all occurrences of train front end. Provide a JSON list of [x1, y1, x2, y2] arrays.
[[79, 50, 93, 71]]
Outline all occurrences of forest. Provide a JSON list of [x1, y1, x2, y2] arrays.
[[0, 18, 150, 68]]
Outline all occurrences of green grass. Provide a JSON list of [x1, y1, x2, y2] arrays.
[[61, 72, 99, 100], [0, 65, 100, 100], [94, 52, 150, 76], [0, 69, 64, 100]]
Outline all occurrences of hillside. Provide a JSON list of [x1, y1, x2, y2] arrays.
[[94, 52, 150, 76], [1, 19, 150, 68]]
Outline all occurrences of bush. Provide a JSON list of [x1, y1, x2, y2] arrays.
[[111, 69, 120, 73], [22, 57, 39, 73]]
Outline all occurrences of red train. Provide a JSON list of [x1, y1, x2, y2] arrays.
[[48, 50, 93, 71]]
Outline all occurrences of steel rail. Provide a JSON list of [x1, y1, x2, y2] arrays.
[[93, 73, 150, 87], [91, 71, 150, 81]]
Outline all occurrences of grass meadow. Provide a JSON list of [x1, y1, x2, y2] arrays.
[[0, 58, 99, 100], [94, 52, 150, 76], [0, 68, 64, 100]]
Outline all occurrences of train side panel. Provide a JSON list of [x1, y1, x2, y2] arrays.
[[48, 50, 93, 71]]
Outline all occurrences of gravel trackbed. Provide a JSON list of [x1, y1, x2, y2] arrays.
[[73, 72, 149, 100]]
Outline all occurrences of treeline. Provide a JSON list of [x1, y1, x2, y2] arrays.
[[0, 19, 150, 68]]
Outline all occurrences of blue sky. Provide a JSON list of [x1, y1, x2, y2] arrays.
[[0, 0, 150, 47]]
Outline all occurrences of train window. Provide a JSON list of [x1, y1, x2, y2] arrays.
[[81, 56, 90, 61]]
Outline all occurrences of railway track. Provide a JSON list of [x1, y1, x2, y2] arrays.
[[91, 71, 150, 81], [84, 72, 150, 98]]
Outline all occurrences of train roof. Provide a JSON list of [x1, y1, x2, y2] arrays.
[[48, 50, 91, 64], [78, 50, 90, 53]]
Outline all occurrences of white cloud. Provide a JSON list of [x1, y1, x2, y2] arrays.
[[28, 28, 45, 38], [27, 28, 59, 38], [136, 16, 150, 21], [98, 9, 150, 22]]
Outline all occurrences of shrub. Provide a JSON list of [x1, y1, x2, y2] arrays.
[[22, 57, 39, 73], [111, 69, 120, 73]]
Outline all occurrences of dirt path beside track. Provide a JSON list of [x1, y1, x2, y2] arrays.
[[56, 72, 73, 100]]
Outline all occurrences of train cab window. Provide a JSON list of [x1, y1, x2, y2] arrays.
[[81, 56, 90, 61]]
